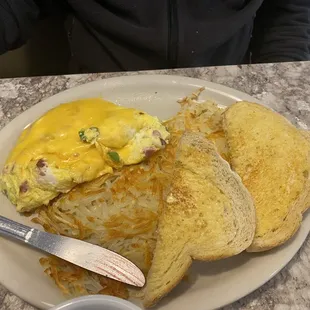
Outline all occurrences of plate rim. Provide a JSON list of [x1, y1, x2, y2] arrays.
[[0, 74, 308, 310], [0, 74, 261, 133]]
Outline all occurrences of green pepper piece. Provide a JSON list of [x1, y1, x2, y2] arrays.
[[79, 129, 86, 141], [79, 127, 100, 143], [108, 151, 120, 163]]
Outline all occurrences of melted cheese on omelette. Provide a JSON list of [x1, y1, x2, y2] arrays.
[[0, 98, 169, 212]]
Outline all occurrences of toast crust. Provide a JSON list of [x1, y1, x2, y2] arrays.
[[299, 130, 310, 214]]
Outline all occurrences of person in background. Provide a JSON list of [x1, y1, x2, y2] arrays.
[[0, 0, 309, 74]]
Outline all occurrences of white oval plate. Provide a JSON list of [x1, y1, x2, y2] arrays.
[[0, 75, 309, 310]]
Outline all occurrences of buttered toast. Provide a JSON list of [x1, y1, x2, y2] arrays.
[[223, 102, 310, 252], [143, 132, 255, 307]]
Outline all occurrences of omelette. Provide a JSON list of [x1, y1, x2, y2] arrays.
[[0, 98, 169, 212]]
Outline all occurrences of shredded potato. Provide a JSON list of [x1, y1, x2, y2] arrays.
[[32, 90, 225, 299]]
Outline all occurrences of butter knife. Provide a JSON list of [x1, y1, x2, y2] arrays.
[[0, 215, 145, 287]]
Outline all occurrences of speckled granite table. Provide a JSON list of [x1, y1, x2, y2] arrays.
[[0, 62, 310, 310]]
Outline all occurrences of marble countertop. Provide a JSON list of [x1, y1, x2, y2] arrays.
[[0, 62, 310, 310]]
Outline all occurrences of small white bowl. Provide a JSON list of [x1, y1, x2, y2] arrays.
[[50, 295, 141, 310]]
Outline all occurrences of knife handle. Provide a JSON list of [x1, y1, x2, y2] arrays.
[[0, 215, 33, 242], [0, 215, 62, 254], [0, 215, 91, 259]]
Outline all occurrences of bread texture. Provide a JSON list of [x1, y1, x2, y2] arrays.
[[143, 132, 255, 307], [223, 102, 310, 252]]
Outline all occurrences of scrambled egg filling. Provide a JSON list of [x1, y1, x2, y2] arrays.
[[0, 98, 170, 212]]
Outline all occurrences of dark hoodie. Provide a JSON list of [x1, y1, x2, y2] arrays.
[[0, 0, 310, 73]]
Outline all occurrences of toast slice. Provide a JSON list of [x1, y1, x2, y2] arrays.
[[223, 102, 310, 252], [143, 132, 255, 307]]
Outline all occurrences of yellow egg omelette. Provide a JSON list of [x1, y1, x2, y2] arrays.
[[0, 98, 170, 212]]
